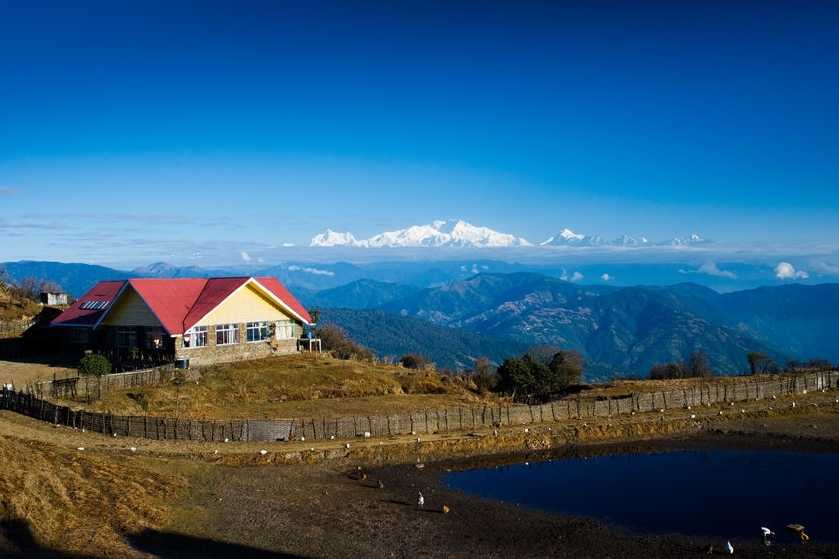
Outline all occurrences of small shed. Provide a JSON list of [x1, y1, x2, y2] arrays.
[[40, 291, 69, 306]]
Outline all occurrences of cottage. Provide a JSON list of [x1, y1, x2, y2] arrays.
[[50, 276, 313, 368], [40, 291, 69, 306]]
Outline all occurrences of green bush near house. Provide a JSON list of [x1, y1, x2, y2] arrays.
[[79, 354, 111, 377]]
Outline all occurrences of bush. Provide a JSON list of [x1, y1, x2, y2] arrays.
[[496, 349, 584, 401], [399, 353, 429, 370], [649, 351, 715, 380], [79, 354, 111, 376], [472, 357, 497, 394], [315, 324, 374, 361]]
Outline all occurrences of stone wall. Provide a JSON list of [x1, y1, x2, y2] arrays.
[[175, 322, 302, 367]]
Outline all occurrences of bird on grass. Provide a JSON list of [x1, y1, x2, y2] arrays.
[[786, 524, 810, 543], [417, 492, 425, 509], [725, 540, 734, 555], [760, 527, 775, 546]]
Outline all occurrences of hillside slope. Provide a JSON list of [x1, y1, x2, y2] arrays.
[[381, 274, 801, 377], [319, 308, 529, 370]]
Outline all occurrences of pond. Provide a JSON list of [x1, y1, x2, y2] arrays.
[[444, 449, 839, 542]]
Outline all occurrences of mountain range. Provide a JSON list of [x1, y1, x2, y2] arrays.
[[314, 274, 839, 379], [3, 260, 836, 378], [309, 220, 709, 249], [311, 219, 532, 248]]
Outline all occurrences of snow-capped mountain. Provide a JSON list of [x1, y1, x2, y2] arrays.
[[310, 220, 532, 249], [540, 228, 605, 247], [310, 230, 365, 248], [541, 228, 704, 248], [611, 234, 651, 247], [662, 233, 710, 247]]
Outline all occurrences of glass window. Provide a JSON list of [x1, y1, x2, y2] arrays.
[[116, 328, 136, 349], [246, 321, 270, 342], [184, 326, 207, 348], [275, 320, 294, 339], [216, 323, 239, 346]]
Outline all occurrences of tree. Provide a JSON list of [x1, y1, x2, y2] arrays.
[[527, 345, 563, 367], [548, 350, 583, 389], [496, 350, 584, 400], [649, 362, 685, 380], [747, 352, 767, 375], [496, 355, 543, 398], [79, 354, 111, 376], [686, 351, 713, 378], [473, 357, 497, 394]]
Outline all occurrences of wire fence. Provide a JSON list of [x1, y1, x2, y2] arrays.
[[1, 370, 836, 443]]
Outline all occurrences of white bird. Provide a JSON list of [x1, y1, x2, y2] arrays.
[[725, 540, 734, 555], [761, 527, 775, 546], [417, 492, 425, 509]]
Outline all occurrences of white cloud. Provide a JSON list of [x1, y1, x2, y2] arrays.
[[287, 265, 335, 276], [775, 261, 809, 280], [239, 251, 252, 262], [600, 273, 613, 281], [281, 242, 295, 248], [811, 260, 839, 275], [570, 271, 584, 282], [697, 261, 737, 279]]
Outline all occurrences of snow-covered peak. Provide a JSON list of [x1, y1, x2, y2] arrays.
[[540, 228, 604, 246], [559, 228, 585, 241], [664, 233, 710, 247], [310, 229, 363, 247], [310, 220, 531, 248], [612, 234, 651, 247]]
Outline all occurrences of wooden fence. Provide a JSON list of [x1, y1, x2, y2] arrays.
[[1, 370, 836, 443], [29, 366, 198, 402]]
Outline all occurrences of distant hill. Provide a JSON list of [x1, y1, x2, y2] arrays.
[[305, 279, 421, 310], [318, 308, 529, 371], [379, 273, 838, 378], [0, 261, 130, 297]]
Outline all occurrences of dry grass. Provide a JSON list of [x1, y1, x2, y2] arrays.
[[0, 287, 41, 323], [0, 360, 76, 387], [0, 435, 185, 557], [80, 354, 486, 419], [580, 373, 783, 399]]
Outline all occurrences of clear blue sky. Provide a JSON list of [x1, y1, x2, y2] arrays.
[[1, 0, 838, 264]]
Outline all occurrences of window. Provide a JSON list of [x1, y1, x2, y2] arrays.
[[246, 321, 271, 342], [275, 320, 295, 340], [216, 323, 239, 346], [183, 326, 207, 348], [116, 328, 136, 349]]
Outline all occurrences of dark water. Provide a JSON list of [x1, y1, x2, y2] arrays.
[[444, 449, 839, 541]]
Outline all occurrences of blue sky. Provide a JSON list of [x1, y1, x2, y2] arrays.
[[1, 0, 838, 265]]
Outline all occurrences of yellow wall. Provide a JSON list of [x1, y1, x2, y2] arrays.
[[102, 286, 162, 327], [194, 283, 298, 327]]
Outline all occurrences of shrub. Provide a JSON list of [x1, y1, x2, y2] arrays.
[[496, 349, 584, 401], [472, 357, 497, 394], [399, 353, 429, 370], [79, 354, 111, 376], [649, 352, 715, 380], [315, 324, 374, 361]]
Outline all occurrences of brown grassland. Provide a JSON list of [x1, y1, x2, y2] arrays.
[[74, 354, 489, 419]]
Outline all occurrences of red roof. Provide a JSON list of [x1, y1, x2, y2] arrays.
[[50, 280, 126, 327], [51, 276, 312, 334]]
